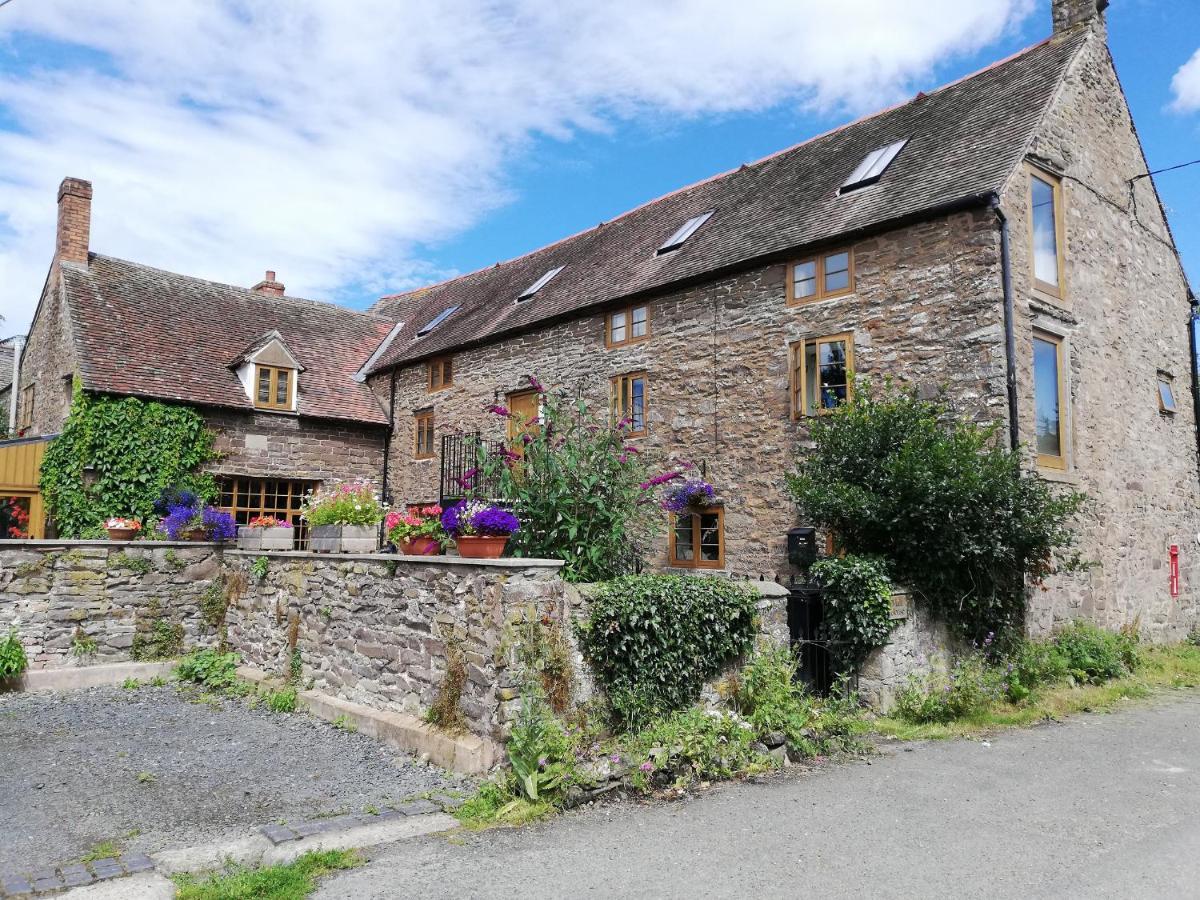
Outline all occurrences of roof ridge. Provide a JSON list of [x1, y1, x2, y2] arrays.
[[377, 34, 1062, 306], [88, 252, 392, 322]]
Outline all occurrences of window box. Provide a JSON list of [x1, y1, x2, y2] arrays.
[[309, 524, 378, 554], [237, 526, 294, 551]]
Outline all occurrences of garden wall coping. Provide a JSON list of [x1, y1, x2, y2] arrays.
[[0, 539, 222, 549], [224, 548, 565, 569]]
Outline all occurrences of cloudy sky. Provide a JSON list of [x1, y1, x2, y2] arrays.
[[1, 0, 1198, 336]]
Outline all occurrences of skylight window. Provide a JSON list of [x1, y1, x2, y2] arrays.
[[840, 139, 908, 193], [517, 265, 564, 301], [656, 210, 714, 255], [416, 305, 459, 337]]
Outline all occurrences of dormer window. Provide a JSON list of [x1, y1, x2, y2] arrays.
[[255, 365, 294, 411]]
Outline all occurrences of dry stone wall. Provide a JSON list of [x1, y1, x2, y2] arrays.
[[0, 540, 224, 668]]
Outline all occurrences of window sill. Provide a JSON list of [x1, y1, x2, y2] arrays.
[[251, 406, 299, 417], [1037, 466, 1081, 485], [786, 291, 858, 309], [1028, 293, 1075, 322]]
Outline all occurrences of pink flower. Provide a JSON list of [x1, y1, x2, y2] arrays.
[[527, 375, 545, 393], [639, 761, 654, 773]]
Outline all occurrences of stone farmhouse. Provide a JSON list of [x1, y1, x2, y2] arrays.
[[10, 0, 1199, 637]]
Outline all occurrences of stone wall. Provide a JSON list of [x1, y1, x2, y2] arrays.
[[1003, 31, 1200, 640], [0, 540, 224, 668], [203, 408, 387, 486], [857, 593, 958, 711], [369, 207, 1006, 583], [15, 272, 79, 438]]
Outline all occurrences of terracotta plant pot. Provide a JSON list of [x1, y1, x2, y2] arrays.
[[399, 536, 442, 556], [106, 527, 138, 541], [181, 527, 208, 542], [455, 535, 509, 559]]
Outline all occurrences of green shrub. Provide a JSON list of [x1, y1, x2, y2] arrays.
[[471, 379, 660, 582], [894, 652, 1002, 724], [1050, 621, 1138, 683], [0, 630, 29, 680], [625, 707, 770, 785], [787, 381, 1086, 643], [1187, 627, 1200, 648], [811, 554, 894, 672], [130, 618, 184, 661], [176, 649, 240, 691], [577, 574, 759, 730], [267, 687, 298, 712], [507, 690, 573, 802]]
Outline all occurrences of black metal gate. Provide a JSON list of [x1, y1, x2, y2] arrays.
[[787, 581, 833, 694], [438, 432, 504, 507]]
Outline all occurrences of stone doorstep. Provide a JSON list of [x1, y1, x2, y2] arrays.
[[0, 854, 153, 897], [236, 666, 500, 774], [2, 662, 176, 693]]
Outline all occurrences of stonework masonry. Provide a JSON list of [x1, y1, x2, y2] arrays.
[[16, 273, 79, 437]]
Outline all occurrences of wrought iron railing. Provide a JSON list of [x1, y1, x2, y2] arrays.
[[438, 432, 505, 507]]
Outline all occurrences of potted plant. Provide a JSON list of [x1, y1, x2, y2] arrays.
[[441, 500, 520, 559], [104, 517, 142, 541], [661, 478, 716, 514], [237, 516, 294, 551], [158, 500, 237, 542], [302, 480, 384, 553], [386, 505, 445, 556]]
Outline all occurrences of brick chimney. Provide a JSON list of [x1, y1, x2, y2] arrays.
[[1052, 0, 1108, 37], [56, 177, 92, 265], [251, 270, 285, 296]]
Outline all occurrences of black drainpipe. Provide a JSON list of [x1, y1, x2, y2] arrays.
[[379, 368, 398, 541], [991, 195, 1020, 451], [1188, 303, 1200, 480]]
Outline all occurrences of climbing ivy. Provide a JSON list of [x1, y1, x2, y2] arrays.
[[40, 385, 218, 537]]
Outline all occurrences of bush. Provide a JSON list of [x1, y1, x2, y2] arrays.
[[507, 690, 573, 802], [471, 379, 660, 581], [625, 707, 769, 785], [0, 630, 28, 680], [267, 687, 298, 712], [577, 574, 759, 730], [811, 554, 894, 672], [300, 480, 384, 527], [787, 381, 1086, 643], [176, 649, 240, 691], [893, 652, 1002, 724], [1050, 621, 1138, 683]]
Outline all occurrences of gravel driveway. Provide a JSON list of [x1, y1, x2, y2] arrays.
[[0, 684, 463, 875]]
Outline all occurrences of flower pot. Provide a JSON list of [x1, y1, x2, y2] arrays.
[[399, 536, 442, 556], [455, 535, 509, 559], [181, 527, 208, 542], [310, 524, 378, 554], [237, 526, 294, 551], [106, 527, 138, 541]]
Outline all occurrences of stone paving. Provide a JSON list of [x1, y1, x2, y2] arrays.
[[0, 853, 153, 897]]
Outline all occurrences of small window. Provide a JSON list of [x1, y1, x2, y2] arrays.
[[1158, 373, 1178, 415], [611, 372, 648, 436], [18, 385, 35, 430], [669, 508, 725, 569], [657, 210, 714, 255], [254, 365, 294, 411], [1029, 167, 1065, 299], [1033, 331, 1067, 469], [791, 333, 853, 417], [517, 265, 564, 301], [414, 410, 435, 459], [417, 306, 459, 337], [840, 139, 907, 193], [606, 304, 650, 347], [787, 249, 854, 304], [428, 356, 453, 392]]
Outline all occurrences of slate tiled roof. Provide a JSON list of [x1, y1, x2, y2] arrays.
[[369, 32, 1087, 372], [62, 255, 393, 425]]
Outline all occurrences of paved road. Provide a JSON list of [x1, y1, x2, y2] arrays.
[[317, 694, 1200, 899]]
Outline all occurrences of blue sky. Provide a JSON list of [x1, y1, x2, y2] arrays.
[[1, 1, 1198, 335]]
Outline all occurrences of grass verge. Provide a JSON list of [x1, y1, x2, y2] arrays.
[[172, 849, 363, 900], [875, 644, 1200, 741]]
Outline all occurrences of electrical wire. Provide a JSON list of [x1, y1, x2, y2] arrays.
[[1129, 158, 1200, 183]]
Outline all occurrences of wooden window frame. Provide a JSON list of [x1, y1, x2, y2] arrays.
[[1158, 372, 1178, 415], [668, 507, 725, 569], [217, 476, 313, 548], [605, 303, 651, 348], [1027, 164, 1067, 301], [1033, 329, 1068, 471], [611, 371, 648, 437], [18, 385, 34, 430], [414, 409, 435, 459], [427, 356, 454, 392], [786, 248, 855, 306], [254, 364, 295, 411], [790, 332, 855, 419]]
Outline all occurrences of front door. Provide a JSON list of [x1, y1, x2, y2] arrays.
[[507, 391, 541, 449]]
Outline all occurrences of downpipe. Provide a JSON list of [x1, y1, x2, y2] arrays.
[[991, 195, 1020, 451]]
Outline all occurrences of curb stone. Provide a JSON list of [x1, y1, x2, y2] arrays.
[[0, 855, 154, 897]]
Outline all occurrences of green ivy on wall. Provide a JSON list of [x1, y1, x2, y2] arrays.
[[40, 384, 218, 537]]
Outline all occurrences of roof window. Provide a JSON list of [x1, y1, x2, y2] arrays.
[[840, 139, 908, 193], [517, 265, 564, 301], [416, 305, 459, 337], [656, 210, 714, 255]]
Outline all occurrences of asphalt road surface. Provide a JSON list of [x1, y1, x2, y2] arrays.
[[317, 692, 1200, 899]]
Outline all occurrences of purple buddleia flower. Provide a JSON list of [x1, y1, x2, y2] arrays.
[[661, 479, 715, 514]]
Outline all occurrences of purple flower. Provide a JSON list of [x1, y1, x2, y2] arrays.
[[201, 506, 237, 542], [487, 405, 510, 417], [441, 501, 520, 537], [639, 471, 684, 491], [538, 756, 548, 769], [639, 761, 654, 773], [610, 754, 621, 764], [527, 375, 545, 393], [661, 478, 716, 513]]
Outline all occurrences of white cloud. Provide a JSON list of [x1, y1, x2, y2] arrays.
[[1171, 47, 1200, 114], [0, 0, 1034, 334]]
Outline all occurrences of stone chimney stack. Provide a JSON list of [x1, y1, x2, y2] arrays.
[[1052, 0, 1108, 37], [251, 270, 286, 296], [56, 177, 92, 265]]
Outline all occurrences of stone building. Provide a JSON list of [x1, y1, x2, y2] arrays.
[[14, 178, 398, 539], [360, 0, 1200, 638]]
